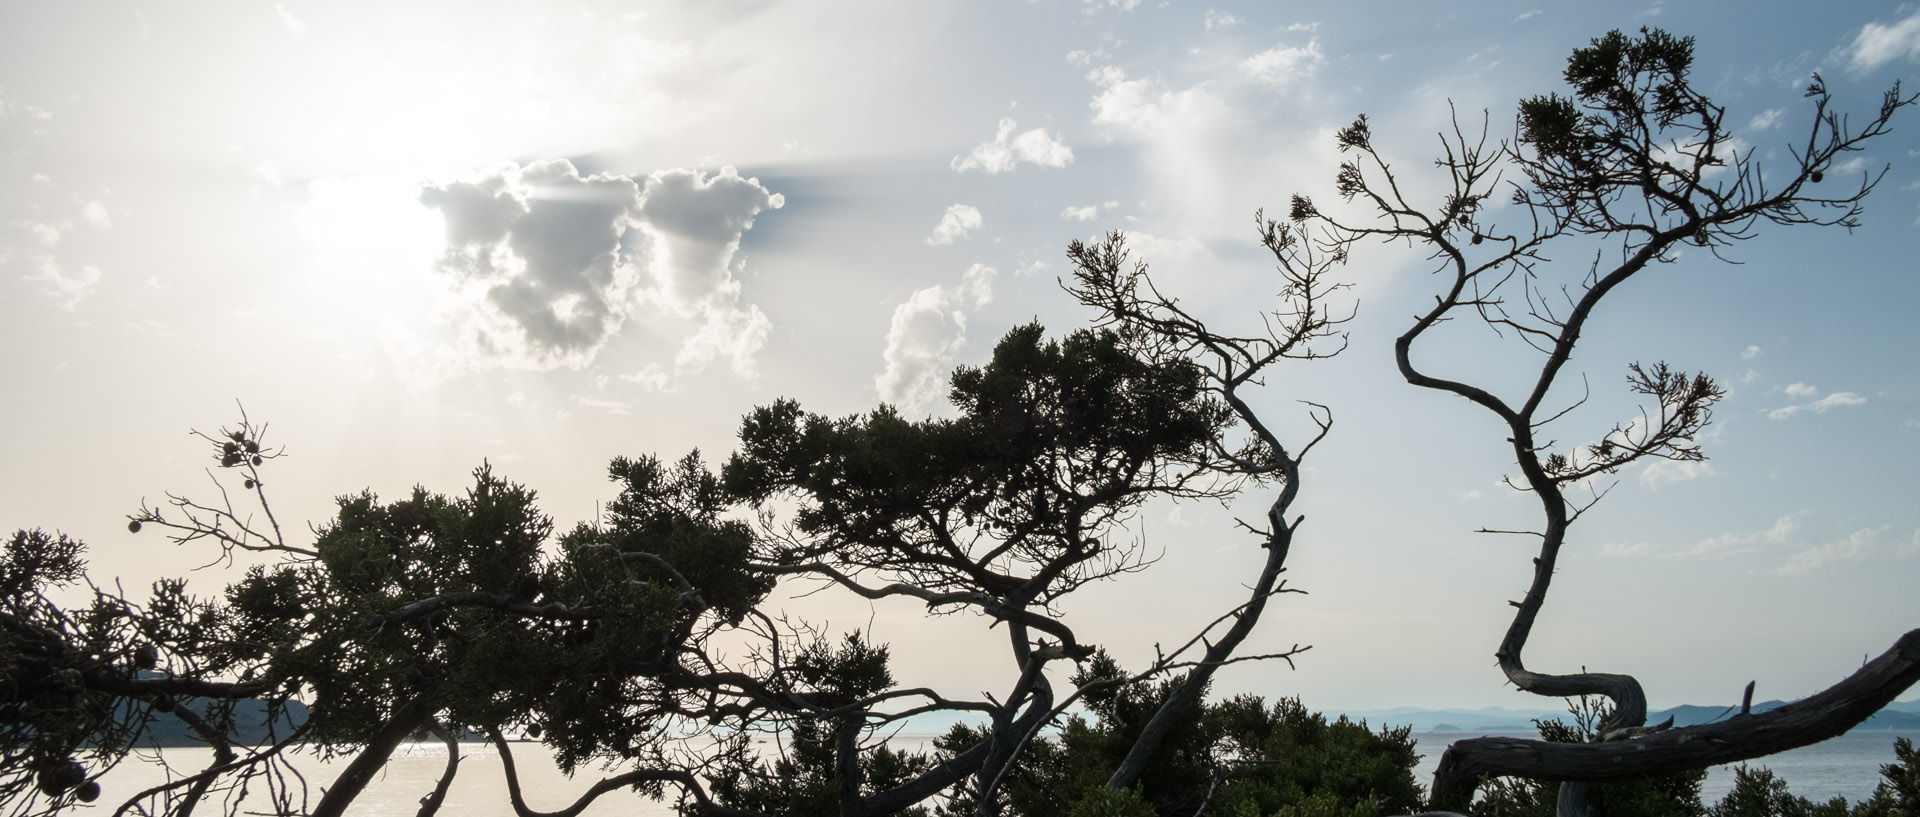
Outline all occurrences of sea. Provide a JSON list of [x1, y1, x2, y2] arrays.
[[91, 730, 1916, 815]]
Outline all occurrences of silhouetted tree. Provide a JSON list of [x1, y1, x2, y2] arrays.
[[1279, 27, 1920, 814]]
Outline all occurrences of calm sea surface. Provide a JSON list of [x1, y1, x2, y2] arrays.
[[96, 730, 1916, 814]]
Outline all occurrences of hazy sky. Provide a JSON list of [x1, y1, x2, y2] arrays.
[[4, 1, 1918, 714]]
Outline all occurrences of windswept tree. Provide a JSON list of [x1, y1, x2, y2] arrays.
[[1277, 27, 1920, 814], [709, 206, 1350, 816], [119, 419, 783, 817]]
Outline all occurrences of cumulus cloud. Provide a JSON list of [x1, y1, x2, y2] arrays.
[[636, 166, 784, 314], [422, 159, 644, 366], [1240, 39, 1325, 85], [1785, 382, 1818, 399], [926, 204, 983, 245], [419, 160, 782, 375], [1848, 9, 1920, 73], [1061, 204, 1100, 221], [875, 264, 996, 415], [952, 118, 1074, 173], [1741, 344, 1762, 360], [1203, 10, 1240, 30]]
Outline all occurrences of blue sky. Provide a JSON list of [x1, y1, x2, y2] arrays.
[[3, 1, 1917, 712]]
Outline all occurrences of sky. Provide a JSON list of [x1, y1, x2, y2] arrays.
[[3, 1, 1919, 716]]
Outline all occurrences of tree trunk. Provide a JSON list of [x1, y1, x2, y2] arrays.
[[413, 720, 460, 817], [311, 695, 437, 817], [1429, 629, 1920, 810]]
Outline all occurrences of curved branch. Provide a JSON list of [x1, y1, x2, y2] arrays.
[[1429, 628, 1920, 810], [488, 728, 765, 817]]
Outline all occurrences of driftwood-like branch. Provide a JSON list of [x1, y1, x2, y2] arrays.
[[1428, 628, 1920, 810], [488, 727, 764, 817]]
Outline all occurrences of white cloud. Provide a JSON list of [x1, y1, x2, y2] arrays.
[[1741, 344, 1762, 360], [81, 200, 112, 230], [27, 258, 101, 310], [619, 363, 673, 392], [18, 220, 60, 245], [637, 166, 784, 316], [1062, 204, 1100, 221], [636, 166, 783, 377], [1832, 156, 1870, 177], [1812, 392, 1866, 411], [1203, 10, 1240, 30], [421, 159, 644, 366], [1749, 108, 1786, 131], [1765, 384, 1865, 419], [1240, 39, 1325, 86], [418, 160, 781, 376], [1639, 459, 1717, 491], [926, 204, 983, 245], [1605, 514, 1798, 561], [1515, 9, 1542, 21], [875, 264, 996, 414], [675, 302, 772, 377], [1119, 230, 1211, 261], [952, 118, 1075, 174], [1778, 525, 1892, 575], [1083, 63, 1341, 242], [1848, 9, 1920, 73]]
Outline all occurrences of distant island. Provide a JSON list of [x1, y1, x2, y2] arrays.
[[1329, 699, 1920, 734]]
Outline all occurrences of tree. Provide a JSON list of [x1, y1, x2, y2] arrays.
[[1278, 27, 1920, 814], [714, 293, 1346, 816], [1475, 698, 1706, 817], [921, 650, 1422, 817], [111, 417, 784, 817]]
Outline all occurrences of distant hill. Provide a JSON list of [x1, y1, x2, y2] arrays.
[[1333, 699, 1920, 735], [139, 698, 309, 748]]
